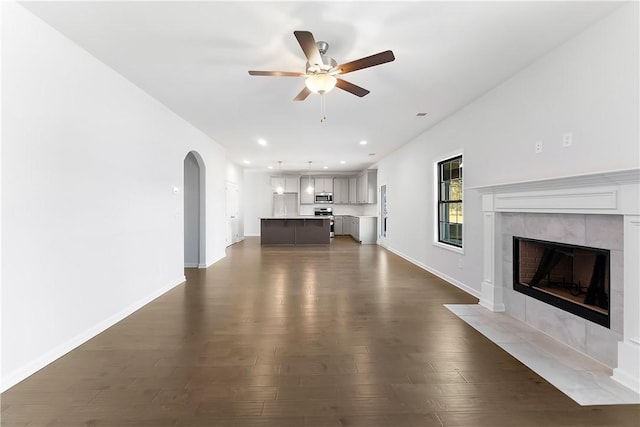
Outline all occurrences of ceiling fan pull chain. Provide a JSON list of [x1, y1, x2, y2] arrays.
[[320, 94, 327, 123]]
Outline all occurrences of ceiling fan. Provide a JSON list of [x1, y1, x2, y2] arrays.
[[248, 30, 395, 101]]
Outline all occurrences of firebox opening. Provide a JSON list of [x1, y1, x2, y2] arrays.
[[513, 236, 610, 328]]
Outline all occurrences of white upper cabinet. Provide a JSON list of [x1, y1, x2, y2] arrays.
[[286, 177, 299, 193], [348, 177, 358, 204], [356, 170, 377, 204], [333, 177, 349, 204], [299, 176, 315, 204], [271, 176, 299, 193], [271, 171, 376, 204], [314, 177, 333, 193]]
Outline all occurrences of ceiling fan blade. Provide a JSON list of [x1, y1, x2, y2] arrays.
[[337, 50, 395, 74], [294, 30, 323, 66], [248, 70, 305, 77], [335, 78, 370, 97], [293, 86, 312, 101]]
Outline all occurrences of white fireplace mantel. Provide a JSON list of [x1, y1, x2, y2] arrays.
[[471, 168, 640, 393]]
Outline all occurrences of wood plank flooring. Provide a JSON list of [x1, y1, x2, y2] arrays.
[[2, 237, 639, 426]]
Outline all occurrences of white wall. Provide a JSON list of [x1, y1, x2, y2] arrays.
[[0, 0, 4, 388], [226, 162, 244, 240], [243, 171, 275, 236], [1, 2, 229, 390], [376, 3, 639, 296]]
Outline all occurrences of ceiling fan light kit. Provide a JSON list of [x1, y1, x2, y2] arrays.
[[248, 30, 395, 121], [305, 74, 337, 94]]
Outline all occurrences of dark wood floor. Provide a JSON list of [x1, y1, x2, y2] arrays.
[[2, 237, 639, 426]]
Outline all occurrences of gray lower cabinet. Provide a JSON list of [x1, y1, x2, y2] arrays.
[[356, 217, 377, 244], [341, 216, 377, 244], [334, 216, 344, 235], [352, 217, 360, 241], [342, 216, 351, 236]]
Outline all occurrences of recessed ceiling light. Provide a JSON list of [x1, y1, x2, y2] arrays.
[[359, 140, 368, 145], [340, 160, 346, 164], [243, 160, 251, 165], [257, 138, 267, 146], [323, 166, 328, 169], [267, 165, 273, 169]]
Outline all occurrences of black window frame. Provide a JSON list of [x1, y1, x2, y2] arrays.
[[437, 155, 463, 248]]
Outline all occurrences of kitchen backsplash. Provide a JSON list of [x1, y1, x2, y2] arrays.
[[299, 204, 377, 216]]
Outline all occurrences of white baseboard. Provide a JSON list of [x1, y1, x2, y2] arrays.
[[379, 243, 481, 299], [1, 275, 186, 392], [204, 251, 226, 269], [612, 340, 640, 393], [224, 237, 246, 250], [184, 262, 199, 268]]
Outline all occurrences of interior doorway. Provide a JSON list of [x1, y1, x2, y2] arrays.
[[380, 184, 388, 238], [225, 181, 240, 246], [183, 151, 206, 268]]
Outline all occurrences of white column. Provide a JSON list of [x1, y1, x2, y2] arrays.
[[612, 215, 640, 393], [479, 195, 505, 312]]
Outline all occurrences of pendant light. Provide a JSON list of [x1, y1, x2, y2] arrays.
[[275, 161, 284, 195], [306, 161, 314, 194]]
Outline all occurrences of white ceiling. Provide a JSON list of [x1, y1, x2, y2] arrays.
[[21, 1, 621, 173]]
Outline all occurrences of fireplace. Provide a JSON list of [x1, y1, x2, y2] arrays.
[[513, 236, 610, 328], [473, 169, 639, 392]]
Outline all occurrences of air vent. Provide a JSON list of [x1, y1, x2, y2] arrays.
[[416, 112, 428, 117]]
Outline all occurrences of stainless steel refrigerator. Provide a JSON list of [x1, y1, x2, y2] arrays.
[[272, 193, 298, 217]]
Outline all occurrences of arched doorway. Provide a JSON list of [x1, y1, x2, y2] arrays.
[[183, 151, 206, 268]]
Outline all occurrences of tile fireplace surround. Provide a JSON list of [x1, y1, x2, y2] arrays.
[[472, 169, 640, 394]]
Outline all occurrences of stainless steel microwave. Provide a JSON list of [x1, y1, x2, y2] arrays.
[[314, 193, 333, 204]]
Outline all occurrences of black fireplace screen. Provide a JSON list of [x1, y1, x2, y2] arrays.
[[513, 236, 610, 328]]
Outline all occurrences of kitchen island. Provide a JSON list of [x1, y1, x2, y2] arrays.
[[261, 217, 330, 245]]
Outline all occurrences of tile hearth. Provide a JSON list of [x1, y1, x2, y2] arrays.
[[445, 304, 640, 406]]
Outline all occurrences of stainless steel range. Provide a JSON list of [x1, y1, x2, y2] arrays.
[[314, 207, 334, 238]]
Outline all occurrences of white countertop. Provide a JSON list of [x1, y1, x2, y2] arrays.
[[261, 216, 329, 220], [333, 215, 378, 218], [263, 215, 377, 219]]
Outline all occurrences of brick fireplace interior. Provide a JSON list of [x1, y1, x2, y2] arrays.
[[513, 236, 610, 328]]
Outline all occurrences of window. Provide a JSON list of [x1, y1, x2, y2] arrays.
[[437, 155, 463, 247]]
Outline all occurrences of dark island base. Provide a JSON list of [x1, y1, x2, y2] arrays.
[[261, 218, 330, 245]]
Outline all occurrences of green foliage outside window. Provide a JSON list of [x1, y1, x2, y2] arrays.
[[438, 156, 463, 247]]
